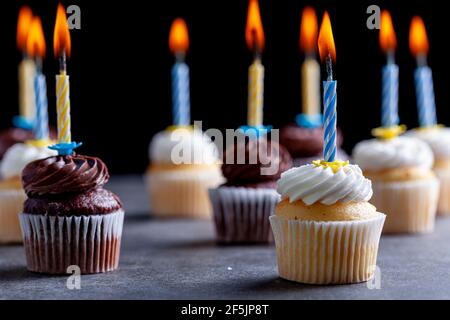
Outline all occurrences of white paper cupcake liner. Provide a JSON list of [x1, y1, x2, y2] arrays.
[[19, 210, 124, 274], [146, 168, 223, 219], [209, 187, 280, 244], [0, 189, 26, 244], [435, 168, 450, 216], [270, 214, 385, 284], [371, 178, 439, 234]]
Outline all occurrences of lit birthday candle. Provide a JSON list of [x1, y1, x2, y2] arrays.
[[26, 17, 49, 141], [298, 6, 321, 127], [50, 3, 81, 155], [245, 0, 265, 128], [169, 18, 190, 127], [318, 12, 337, 162], [379, 11, 399, 128], [410, 16, 437, 128], [16, 6, 36, 129]]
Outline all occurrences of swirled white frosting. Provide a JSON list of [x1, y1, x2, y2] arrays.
[[277, 164, 373, 205], [406, 128, 450, 159], [149, 129, 219, 165], [0, 143, 57, 180], [352, 136, 434, 171]]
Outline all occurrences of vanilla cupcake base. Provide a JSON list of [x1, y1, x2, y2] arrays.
[[19, 210, 124, 274], [209, 187, 280, 244], [146, 168, 223, 219], [270, 214, 385, 284], [371, 178, 439, 234], [0, 189, 26, 244], [435, 168, 450, 216]]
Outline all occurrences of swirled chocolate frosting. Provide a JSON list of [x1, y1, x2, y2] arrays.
[[22, 154, 122, 216], [221, 138, 292, 188], [279, 124, 343, 158]]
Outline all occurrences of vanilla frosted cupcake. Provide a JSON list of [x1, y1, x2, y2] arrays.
[[146, 127, 223, 218], [353, 136, 439, 233], [270, 162, 385, 284], [0, 142, 56, 243], [407, 128, 450, 215]]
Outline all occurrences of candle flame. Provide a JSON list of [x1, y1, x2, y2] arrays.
[[245, 0, 265, 52], [409, 16, 429, 57], [169, 18, 189, 54], [17, 6, 33, 51], [53, 3, 71, 58], [26, 17, 46, 59], [318, 12, 336, 63], [300, 6, 318, 53], [379, 10, 397, 52]]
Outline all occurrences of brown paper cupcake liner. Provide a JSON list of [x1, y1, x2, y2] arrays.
[[209, 187, 280, 244], [146, 169, 223, 219], [0, 189, 26, 244], [19, 210, 124, 274], [270, 214, 385, 284], [371, 178, 439, 234], [435, 169, 450, 216]]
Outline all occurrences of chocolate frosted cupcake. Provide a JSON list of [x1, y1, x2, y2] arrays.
[[209, 138, 292, 243], [280, 124, 348, 166], [19, 154, 124, 274]]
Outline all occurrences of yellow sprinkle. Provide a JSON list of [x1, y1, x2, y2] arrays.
[[371, 125, 407, 140], [26, 139, 55, 148], [165, 125, 193, 132], [312, 159, 349, 173], [416, 124, 444, 132]]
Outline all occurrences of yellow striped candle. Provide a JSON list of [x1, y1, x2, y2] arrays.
[[247, 59, 264, 127], [50, 4, 81, 156], [56, 73, 71, 143]]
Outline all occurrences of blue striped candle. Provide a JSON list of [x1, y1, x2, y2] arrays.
[[414, 66, 436, 127], [323, 80, 337, 162], [33, 72, 49, 140], [172, 62, 190, 126], [381, 64, 399, 127]]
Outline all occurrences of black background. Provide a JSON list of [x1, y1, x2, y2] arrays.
[[1, 0, 448, 174]]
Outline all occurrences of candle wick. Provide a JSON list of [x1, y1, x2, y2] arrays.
[[175, 51, 186, 63], [386, 50, 395, 65], [59, 52, 67, 74], [35, 57, 43, 73], [305, 52, 315, 60], [326, 54, 333, 81], [417, 53, 427, 67], [251, 28, 261, 60]]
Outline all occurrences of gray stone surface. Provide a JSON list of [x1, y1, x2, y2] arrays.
[[1, 175, 450, 299]]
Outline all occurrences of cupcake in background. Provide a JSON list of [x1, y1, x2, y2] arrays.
[[353, 135, 439, 233], [407, 128, 450, 216], [0, 142, 56, 244], [20, 154, 124, 274], [406, 16, 450, 215], [146, 127, 223, 218], [0, 128, 33, 161], [280, 125, 347, 166], [209, 136, 292, 244], [271, 161, 385, 284]]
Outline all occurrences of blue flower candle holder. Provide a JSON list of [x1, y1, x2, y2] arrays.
[[238, 125, 272, 138], [49, 141, 83, 156], [295, 113, 323, 128]]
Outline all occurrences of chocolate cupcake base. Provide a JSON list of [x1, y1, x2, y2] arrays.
[[209, 187, 280, 244], [19, 210, 124, 274]]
